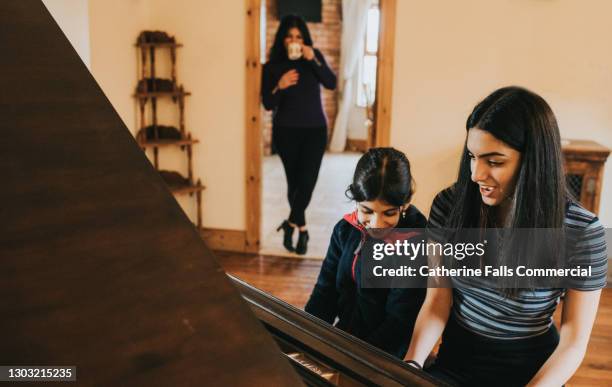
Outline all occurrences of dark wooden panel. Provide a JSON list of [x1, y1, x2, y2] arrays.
[[0, 1, 301, 385], [562, 140, 610, 215], [230, 275, 442, 386]]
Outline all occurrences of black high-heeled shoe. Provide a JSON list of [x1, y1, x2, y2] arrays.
[[295, 230, 309, 255], [276, 220, 295, 252]]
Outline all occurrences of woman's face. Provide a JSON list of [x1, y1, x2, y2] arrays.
[[284, 27, 303, 48], [467, 128, 522, 207], [357, 199, 403, 237]]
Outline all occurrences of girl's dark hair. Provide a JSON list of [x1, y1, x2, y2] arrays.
[[346, 147, 415, 206], [448, 86, 568, 229], [448, 86, 569, 295], [269, 15, 313, 63]]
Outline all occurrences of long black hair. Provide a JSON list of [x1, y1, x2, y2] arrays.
[[448, 86, 569, 294], [448, 86, 567, 230], [269, 15, 313, 63], [346, 147, 415, 207]]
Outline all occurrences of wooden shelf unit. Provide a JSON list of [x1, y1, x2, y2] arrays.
[[135, 32, 203, 228], [135, 42, 184, 49], [135, 90, 192, 98], [138, 138, 199, 149], [169, 181, 206, 195]]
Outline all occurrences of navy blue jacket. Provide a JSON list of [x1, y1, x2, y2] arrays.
[[305, 205, 427, 359], [261, 49, 336, 128]]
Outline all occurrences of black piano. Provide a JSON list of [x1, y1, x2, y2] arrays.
[[0, 1, 442, 385], [231, 275, 441, 386]]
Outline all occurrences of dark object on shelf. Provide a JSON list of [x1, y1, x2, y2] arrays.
[[137, 78, 175, 93], [135, 30, 201, 227], [159, 170, 190, 188], [137, 30, 175, 44], [562, 139, 610, 215], [137, 125, 182, 141]]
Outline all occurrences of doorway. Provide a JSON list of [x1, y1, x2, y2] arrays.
[[244, 0, 397, 256]]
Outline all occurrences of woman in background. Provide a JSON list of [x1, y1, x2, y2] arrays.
[[404, 86, 606, 386], [261, 15, 336, 255], [305, 148, 426, 359]]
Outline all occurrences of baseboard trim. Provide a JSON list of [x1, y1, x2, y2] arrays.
[[200, 228, 248, 253], [345, 138, 368, 153]]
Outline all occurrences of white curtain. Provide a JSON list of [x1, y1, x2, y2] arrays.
[[329, 0, 373, 152]]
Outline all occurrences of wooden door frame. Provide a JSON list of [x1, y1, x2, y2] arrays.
[[244, 0, 396, 253]]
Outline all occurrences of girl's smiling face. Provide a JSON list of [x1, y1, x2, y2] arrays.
[[357, 199, 404, 238], [467, 128, 522, 207]]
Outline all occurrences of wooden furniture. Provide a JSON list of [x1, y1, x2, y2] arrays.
[[562, 139, 610, 215], [1, 1, 300, 384], [135, 33, 204, 228], [231, 275, 440, 386]]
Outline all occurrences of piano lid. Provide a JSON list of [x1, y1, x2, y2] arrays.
[[0, 1, 301, 385]]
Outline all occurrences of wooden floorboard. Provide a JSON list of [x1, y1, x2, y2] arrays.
[[217, 252, 320, 308], [216, 251, 612, 386]]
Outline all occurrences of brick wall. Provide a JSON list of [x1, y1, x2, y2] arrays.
[[262, 0, 341, 155]]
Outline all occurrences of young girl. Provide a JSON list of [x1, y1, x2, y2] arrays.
[[305, 147, 426, 359], [261, 15, 337, 255], [405, 86, 607, 386]]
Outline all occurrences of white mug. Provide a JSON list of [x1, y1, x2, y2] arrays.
[[287, 42, 302, 60]]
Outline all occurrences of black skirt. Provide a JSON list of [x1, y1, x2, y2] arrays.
[[427, 315, 559, 387]]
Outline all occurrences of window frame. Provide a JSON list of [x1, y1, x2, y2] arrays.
[[356, 2, 380, 108]]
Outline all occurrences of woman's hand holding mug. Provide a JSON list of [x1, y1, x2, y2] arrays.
[[278, 69, 299, 90], [302, 45, 315, 61]]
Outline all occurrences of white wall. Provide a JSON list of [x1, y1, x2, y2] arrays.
[[147, 0, 246, 231], [42, 0, 91, 68], [88, 0, 151, 135], [87, 0, 245, 230], [391, 0, 612, 226]]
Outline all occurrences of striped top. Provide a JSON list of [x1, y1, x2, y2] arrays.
[[429, 187, 608, 339]]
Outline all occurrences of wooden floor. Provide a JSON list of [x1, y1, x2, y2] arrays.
[[217, 251, 612, 387]]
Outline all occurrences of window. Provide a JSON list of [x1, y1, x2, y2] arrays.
[[260, 1, 267, 64], [357, 4, 379, 107]]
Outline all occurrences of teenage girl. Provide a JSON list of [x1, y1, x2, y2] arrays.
[[405, 86, 607, 386]]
